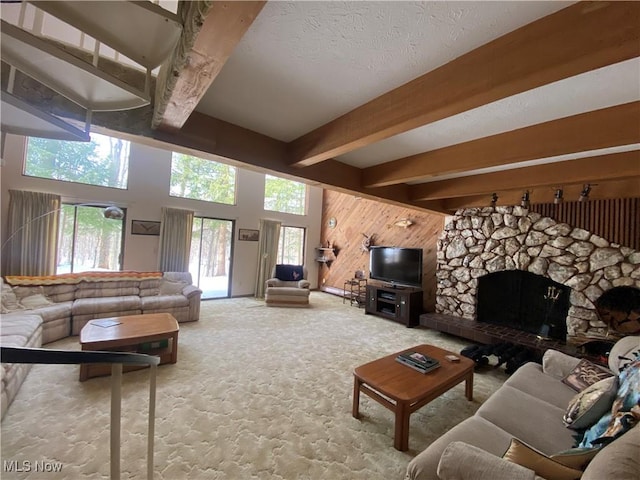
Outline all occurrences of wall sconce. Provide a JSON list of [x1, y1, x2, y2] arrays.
[[393, 218, 414, 228], [579, 184, 591, 202], [490, 193, 498, 208], [553, 188, 563, 205], [520, 190, 530, 209]]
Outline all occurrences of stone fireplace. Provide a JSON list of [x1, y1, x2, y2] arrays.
[[435, 206, 640, 344]]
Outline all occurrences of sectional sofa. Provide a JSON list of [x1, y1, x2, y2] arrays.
[[406, 336, 640, 480], [1, 271, 201, 419]]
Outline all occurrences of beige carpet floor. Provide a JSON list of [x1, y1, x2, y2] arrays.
[[1, 292, 509, 479]]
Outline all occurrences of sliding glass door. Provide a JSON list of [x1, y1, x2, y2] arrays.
[[190, 217, 234, 299]]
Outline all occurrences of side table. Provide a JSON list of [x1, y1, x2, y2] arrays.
[[344, 278, 367, 307]]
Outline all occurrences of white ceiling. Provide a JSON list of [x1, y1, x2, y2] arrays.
[[194, 0, 639, 188], [2, 1, 639, 212]]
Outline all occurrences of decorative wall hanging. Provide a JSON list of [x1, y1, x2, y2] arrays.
[[131, 220, 161, 236], [238, 228, 259, 241]]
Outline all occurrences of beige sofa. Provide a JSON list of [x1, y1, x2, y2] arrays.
[[1, 271, 201, 419], [406, 337, 640, 480], [265, 265, 311, 307]]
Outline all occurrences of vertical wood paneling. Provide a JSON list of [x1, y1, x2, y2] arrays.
[[530, 197, 640, 249], [319, 190, 444, 311]]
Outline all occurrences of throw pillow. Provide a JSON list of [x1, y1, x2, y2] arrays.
[[159, 280, 186, 296], [563, 376, 618, 430], [550, 447, 601, 470], [562, 359, 614, 392], [275, 265, 304, 282], [19, 293, 54, 310], [579, 357, 640, 449], [502, 439, 583, 480], [1, 283, 22, 312]]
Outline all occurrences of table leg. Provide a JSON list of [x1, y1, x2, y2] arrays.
[[170, 332, 179, 364], [465, 371, 474, 401], [352, 376, 362, 419], [394, 400, 410, 451]]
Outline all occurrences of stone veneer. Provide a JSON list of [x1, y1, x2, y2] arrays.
[[436, 206, 640, 343]]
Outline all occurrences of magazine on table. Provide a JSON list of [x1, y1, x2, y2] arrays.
[[396, 351, 440, 373]]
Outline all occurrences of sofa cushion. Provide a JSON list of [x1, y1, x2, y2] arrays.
[[581, 424, 640, 480], [477, 385, 576, 455], [1, 282, 24, 313], [542, 350, 582, 380], [24, 301, 73, 322], [75, 282, 139, 299], [141, 294, 189, 310], [19, 293, 54, 309], [608, 335, 640, 374], [159, 279, 187, 296], [72, 295, 141, 315], [502, 439, 582, 480], [563, 377, 617, 430], [406, 416, 513, 480], [505, 362, 577, 410]]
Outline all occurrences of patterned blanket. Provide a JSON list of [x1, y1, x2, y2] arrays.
[[4, 271, 163, 286]]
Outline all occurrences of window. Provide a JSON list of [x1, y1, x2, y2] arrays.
[[264, 175, 306, 215], [57, 205, 124, 273], [24, 133, 129, 189], [170, 153, 236, 205], [277, 226, 305, 265]]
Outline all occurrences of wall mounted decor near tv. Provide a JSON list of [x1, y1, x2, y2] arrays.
[[369, 246, 423, 288]]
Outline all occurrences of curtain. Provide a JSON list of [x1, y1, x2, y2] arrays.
[[255, 219, 281, 298], [157, 207, 194, 272], [3, 190, 61, 276]]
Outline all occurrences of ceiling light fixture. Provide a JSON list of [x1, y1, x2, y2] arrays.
[[553, 188, 564, 205], [520, 190, 530, 209], [490, 193, 498, 208], [579, 184, 591, 202]]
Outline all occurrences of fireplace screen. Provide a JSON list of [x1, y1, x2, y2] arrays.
[[477, 271, 570, 341]]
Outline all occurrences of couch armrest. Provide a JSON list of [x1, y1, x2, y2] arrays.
[[437, 442, 540, 480], [182, 285, 202, 299], [542, 349, 582, 379], [266, 278, 281, 288], [298, 280, 310, 289]]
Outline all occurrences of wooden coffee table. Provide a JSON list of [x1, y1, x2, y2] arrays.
[[79, 313, 179, 381], [352, 344, 474, 451]]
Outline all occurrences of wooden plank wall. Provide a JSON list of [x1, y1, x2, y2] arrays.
[[318, 190, 444, 311], [530, 197, 640, 250]]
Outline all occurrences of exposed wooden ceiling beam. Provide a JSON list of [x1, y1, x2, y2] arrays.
[[442, 177, 640, 211], [153, 1, 266, 131], [287, 2, 640, 168], [363, 101, 640, 188], [410, 150, 640, 201]]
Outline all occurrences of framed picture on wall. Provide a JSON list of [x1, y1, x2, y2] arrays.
[[238, 228, 259, 241], [131, 220, 161, 236]]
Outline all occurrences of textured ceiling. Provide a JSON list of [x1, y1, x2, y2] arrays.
[[2, 1, 639, 213], [197, 1, 573, 142]]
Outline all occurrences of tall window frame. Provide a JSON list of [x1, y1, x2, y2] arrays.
[[57, 204, 126, 273], [24, 133, 130, 189], [277, 226, 306, 265], [264, 175, 307, 215], [170, 152, 237, 205]]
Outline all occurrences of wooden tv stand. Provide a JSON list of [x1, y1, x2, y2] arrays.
[[364, 284, 423, 327]]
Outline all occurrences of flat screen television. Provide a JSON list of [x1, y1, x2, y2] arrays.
[[369, 246, 423, 288]]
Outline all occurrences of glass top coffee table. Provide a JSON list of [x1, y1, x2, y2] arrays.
[[352, 344, 474, 451]]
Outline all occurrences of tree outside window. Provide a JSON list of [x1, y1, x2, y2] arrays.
[[170, 153, 236, 205], [264, 175, 306, 215], [25, 133, 129, 189]]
